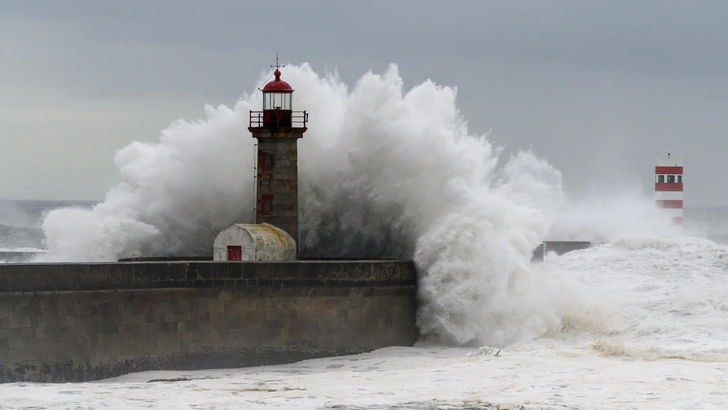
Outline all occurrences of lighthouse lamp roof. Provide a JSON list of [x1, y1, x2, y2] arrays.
[[261, 69, 294, 93]]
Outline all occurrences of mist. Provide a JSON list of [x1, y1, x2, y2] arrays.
[[0, 200, 35, 228]]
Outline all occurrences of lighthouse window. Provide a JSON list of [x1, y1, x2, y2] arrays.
[[261, 152, 274, 171], [667, 175, 675, 183], [678, 175, 682, 183], [261, 194, 273, 215], [263, 93, 273, 109], [272, 93, 283, 109], [657, 175, 665, 183], [263, 93, 292, 110]]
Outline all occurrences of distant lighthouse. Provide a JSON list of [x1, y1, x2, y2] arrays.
[[248, 59, 308, 248], [655, 154, 683, 225]]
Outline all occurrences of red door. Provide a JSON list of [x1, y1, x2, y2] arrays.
[[227, 246, 242, 261]]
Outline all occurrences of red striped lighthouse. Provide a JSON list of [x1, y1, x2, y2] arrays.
[[655, 153, 683, 225]]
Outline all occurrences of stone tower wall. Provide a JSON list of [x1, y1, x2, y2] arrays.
[[251, 129, 305, 247]]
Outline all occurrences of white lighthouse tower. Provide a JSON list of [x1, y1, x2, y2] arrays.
[[655, 153, 683, 225]]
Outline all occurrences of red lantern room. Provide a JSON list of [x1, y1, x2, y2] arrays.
[[262, 69, 293, 108], [261, 69, 294, 127], [249, 55, 307, 129]]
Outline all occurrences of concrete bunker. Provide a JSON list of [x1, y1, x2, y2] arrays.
[[213, 223, 296, 261]]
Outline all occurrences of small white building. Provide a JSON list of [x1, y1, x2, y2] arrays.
[[213, 223, 296, 261]]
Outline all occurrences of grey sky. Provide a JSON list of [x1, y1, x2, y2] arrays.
[[1, 0, 727, 205]]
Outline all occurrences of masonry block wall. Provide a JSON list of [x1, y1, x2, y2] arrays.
[[252, 129, 305, 246], [0, 261, 418, 383]]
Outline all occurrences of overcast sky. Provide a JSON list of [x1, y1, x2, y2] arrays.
[[2, 0, 727, 205]]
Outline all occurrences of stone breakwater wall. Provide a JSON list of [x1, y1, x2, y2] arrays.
[[531, 241, 593, 261], [0, 261, 418, 383]]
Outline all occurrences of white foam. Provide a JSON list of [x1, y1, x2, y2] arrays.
[[1, 344, 727, 409], [0, 247, 46, 264], [552, 235, 728, 362], [0, 247, 46, 252]]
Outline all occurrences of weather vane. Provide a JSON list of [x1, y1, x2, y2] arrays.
[[271, 50, 285, 71], [256, 51, 285, 94]]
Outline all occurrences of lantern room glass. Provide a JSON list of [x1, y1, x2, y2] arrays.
[[264, 92, 292, 110]]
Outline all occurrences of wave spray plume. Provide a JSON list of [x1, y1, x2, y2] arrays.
[[40, 63, 576, 346]]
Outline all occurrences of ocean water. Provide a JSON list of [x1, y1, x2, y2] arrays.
[[2, 64, 728, 408], [2, 230, 728, 409]]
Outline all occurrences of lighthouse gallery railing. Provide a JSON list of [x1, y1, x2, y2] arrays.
[[249, 110, 308, 128]]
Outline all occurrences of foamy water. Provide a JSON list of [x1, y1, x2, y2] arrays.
[[554, 236, 728, 362], [0, 247, 46, 253], [1, 343, 726, 410], [4, 236, 728, 409]]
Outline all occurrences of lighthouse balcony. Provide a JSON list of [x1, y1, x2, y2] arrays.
[[250, 110, 308, 129]]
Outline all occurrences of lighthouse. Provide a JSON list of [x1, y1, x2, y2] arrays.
[[248, 62, 308, 249], [655, 153, 683, 225], [212, 60, 307, 262]]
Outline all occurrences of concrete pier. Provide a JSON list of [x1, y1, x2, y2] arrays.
[[0, 260, 418, 383]]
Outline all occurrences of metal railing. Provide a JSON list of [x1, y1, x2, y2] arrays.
[[249, 110, 308, 128]]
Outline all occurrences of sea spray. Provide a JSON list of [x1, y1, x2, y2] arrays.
[[41, 104, 254, 261], [547, 188, 682, 243], [40, 63, 576, 345]]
